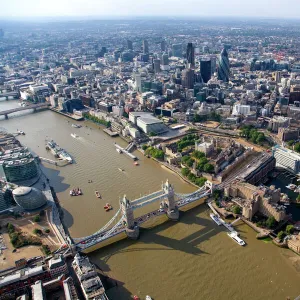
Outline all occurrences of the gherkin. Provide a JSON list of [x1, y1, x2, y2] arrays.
[[217, 48, 230, 82]]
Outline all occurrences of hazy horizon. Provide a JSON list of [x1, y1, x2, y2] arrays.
[[2, 0, 300, 19]]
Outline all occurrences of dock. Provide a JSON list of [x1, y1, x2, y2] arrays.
[[103, 128, 119, 137], [114, 143, 138, 161]]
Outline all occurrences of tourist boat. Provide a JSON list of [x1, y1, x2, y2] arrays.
[[209, 213, 222, 226], [70, 188, 82, 196], [133, 296, 140, 300], [286, 184, 297, 190], [118, 168, 124, 172], [134, 162, 139, 166], [145, 296, 152, 300], [95, 191, 101, 198], [71, 133, 79, 138], [116, 148, 122, 154], [227, 231, 245, 246], [71, 124, 82, 128]]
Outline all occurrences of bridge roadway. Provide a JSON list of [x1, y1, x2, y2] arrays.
[[0, 102, 50, 116], [76, 188, 211, 250]]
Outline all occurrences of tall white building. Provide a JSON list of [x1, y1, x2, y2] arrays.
[[232, 104, 251, 116], [273, 145, 300, 174]]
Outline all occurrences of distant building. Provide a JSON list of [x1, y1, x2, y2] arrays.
[[129, 112, 166, 134], [232, 104, 251, 116], [143, 39, 149, 54], [200, 59, 211, 83], [186, 43, 195, 68], [217, 48, 230, 82], [268, 116, 290, 133], [172, 44, 182, 57], [181, 69, 194, 89], [62, 99, 84, 114], [153, 59, 161, 73], [273, 145, 300, 174], [278, 128, 299, 142], [161, 40, 166, 51], [127, 39, 133, 50]]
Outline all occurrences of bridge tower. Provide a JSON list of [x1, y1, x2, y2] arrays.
[[163, 180, 179, 221], [121, 195, 139, 240]]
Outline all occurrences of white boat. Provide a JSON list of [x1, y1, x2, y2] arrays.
[[72, 124, 82, 128], [116, 148, 122, 154], [210, 213, 222, 226], [227, 231, 245, 246], [118, 168, 124, 172], [17, 130, 25, 135], [146, 296, 152, 300], [71, 133, 79, 138]]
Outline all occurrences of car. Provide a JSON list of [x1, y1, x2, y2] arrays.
[[12, 249, 17, 253]]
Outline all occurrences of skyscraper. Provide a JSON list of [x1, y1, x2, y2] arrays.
[[172, 44, 182, 57], [186, 43, 195, 68], [153, 59, 161, 74], [127, 40, 133, 50], [143, 40, 149, 54], [161, 40, 166, 52], [182, 69, 195, 89], [217, 48, 230, 82], [200, 59, 212, 83]]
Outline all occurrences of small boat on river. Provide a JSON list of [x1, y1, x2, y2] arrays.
[[95, 191, 101, 198]]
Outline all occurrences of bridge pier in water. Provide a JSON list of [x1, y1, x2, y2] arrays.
[[4, 114, 8, 119], [121, 195, 140, 240]]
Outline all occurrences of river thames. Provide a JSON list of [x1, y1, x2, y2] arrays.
[[1, 99, 300, 300]]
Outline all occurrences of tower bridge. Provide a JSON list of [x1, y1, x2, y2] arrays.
[[74, 180, 213, 253]]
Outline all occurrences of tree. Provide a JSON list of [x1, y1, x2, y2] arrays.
[[232, 205, 241, 214], [287, 140, 294, 147], [33, 229, 42, 235], [277, 231, 286, 241], [7, 223, 15, 234], [192, 151, 205, 159], [33, 215, 41, 223], [295, 142, 300, 153], [181, 168, 190, 177], [266, 216, 277, 229], [142, 145, 148, 151], [286, 225, 294, 235], [44, 228, 50, 234], [149, 131, 157, 137], [297, 194, 300, 203], [203, 163, 214, 173], [195, 177, 207, 187]]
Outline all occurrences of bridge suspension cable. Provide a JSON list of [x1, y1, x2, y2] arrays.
[[73, 207, 122, 243]]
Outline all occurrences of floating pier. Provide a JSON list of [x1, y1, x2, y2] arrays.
[[114, 143, 138, 160]]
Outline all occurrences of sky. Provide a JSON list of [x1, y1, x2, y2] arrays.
[[1, 0, 300, 19]]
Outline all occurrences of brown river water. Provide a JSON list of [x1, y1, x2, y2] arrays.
[[1, 99, 300, 300]]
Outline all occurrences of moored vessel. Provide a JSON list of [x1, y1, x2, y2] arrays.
[[210, 213, 222, 226], [227, 231, 245, 246], [95, 191, 101, 198]]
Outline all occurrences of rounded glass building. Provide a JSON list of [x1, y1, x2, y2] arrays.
[[13, 186, 47, 210]]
